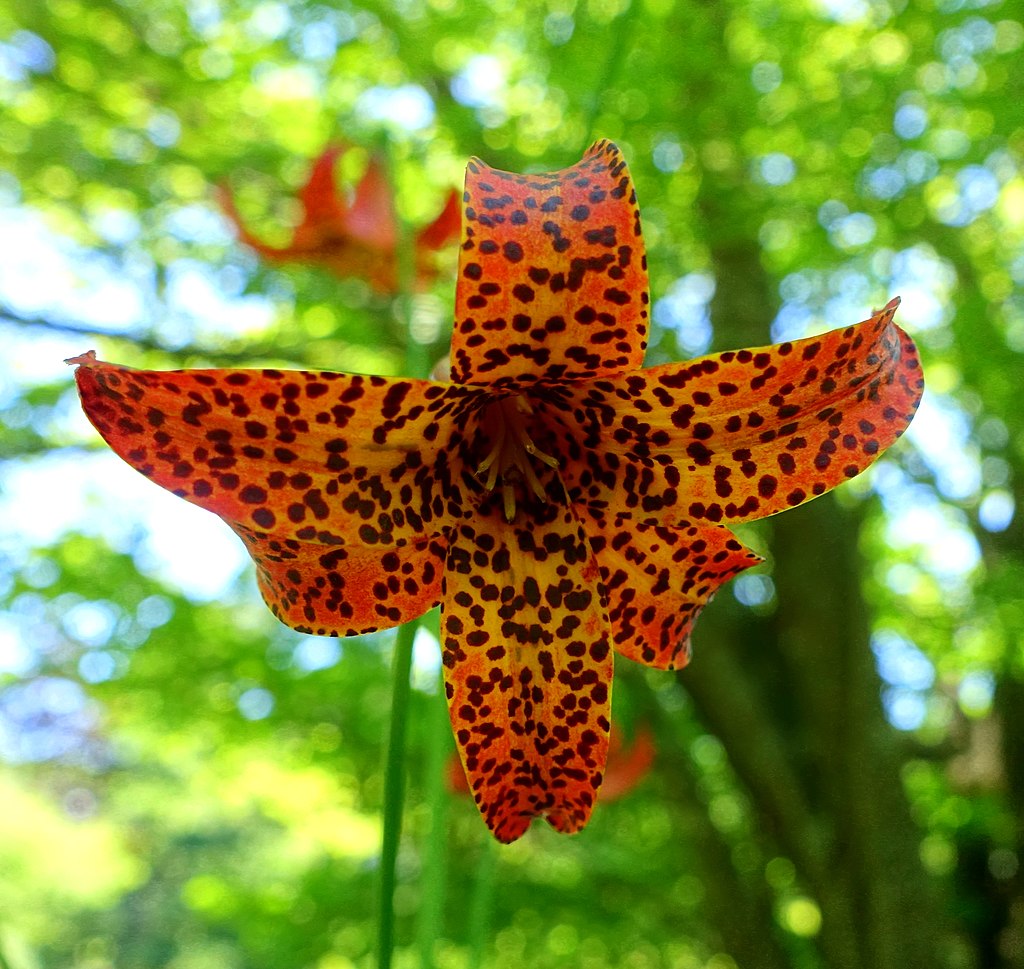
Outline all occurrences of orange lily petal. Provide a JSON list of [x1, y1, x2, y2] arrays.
[[451, 139, 649, 385], [234, 525, 448, 635], [447, 722, 654, 803], [219, 145, 456, 292], [297, 145, 349, 226], [582, 511, 761, 669], [219, 147, 353, 262], [416, 189, 462, 252], [554, 298, 922, 525], [67, 352, 476, 547], [598, 726, 655, 801], [344, 154, 399, 251], [441, 500, 612, 842]]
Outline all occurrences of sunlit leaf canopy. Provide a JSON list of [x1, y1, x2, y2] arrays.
[[1, 0, 1023, 965]]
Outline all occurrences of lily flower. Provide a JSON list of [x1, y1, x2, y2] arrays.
[[68, 141, 923, 842], [218, 143, 461, 292]]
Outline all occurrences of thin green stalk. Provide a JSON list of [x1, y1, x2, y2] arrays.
[[377, 619, 418, 969], [415, 658, 451, 969], [467, 838, 499, 969]]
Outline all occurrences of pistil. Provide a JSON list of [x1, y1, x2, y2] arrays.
[[477, 395, 559, 522]]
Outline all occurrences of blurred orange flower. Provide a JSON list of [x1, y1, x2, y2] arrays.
[[219, 144, 460, 292]]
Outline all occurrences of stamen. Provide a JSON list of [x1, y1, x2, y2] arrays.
[[478, 417, 507, 490], [476, 395, 559, 522], [519, 456, 547, 501], [508, 414, 559, 469]]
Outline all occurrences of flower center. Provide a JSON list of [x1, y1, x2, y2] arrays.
[[477, 395, 559, 523]]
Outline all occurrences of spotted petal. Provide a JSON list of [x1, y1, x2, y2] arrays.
[[554, 298, 922, 525], [447, 722, 654, 803], [441, 499, 612, 842], [582, 511, 761, 669], [69, 351, 478, 545], [451, 140, 649, 386], [234, 524, 448, 635]]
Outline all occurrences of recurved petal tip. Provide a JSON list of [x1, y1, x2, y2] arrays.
[[65, 351, 97, 367], [582, 138, 621, 158]]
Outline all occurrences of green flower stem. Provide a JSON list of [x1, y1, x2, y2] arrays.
[[377, 619, 418, 969], [415, 659, 451, 969], [467, 837, 499, 969]]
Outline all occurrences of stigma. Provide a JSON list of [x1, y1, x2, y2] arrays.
[[477, 395, 559, 522]]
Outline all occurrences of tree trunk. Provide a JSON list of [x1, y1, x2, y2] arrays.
[[678, 226, 954, 966]]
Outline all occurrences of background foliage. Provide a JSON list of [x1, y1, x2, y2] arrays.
[[2, 0, 1023, 966]]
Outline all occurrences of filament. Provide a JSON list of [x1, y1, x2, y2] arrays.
[[475, 395, 559, 522]]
